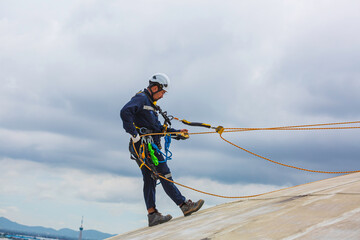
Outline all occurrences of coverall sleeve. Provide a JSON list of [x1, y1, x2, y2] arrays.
[[120, 96, 145, 137], [163, 126, 180, 133]]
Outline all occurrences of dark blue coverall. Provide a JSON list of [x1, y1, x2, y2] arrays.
[[120, 89, 186, 210]]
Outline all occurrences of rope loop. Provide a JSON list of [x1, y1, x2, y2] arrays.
[[133, 120, 360, 198]]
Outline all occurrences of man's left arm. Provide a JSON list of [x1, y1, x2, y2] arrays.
[[166, 127, 188, 134]]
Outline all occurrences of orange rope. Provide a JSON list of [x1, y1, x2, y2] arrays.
[[132, 141, 290, 198], [218, 132, 360, 174], [132, 120, 360, 198]]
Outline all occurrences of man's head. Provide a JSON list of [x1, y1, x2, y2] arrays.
[[147, 73, 170, 101]]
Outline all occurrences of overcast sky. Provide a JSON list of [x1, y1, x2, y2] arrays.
[[1, 0, 360, 235]]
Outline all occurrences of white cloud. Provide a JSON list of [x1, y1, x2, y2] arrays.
[[0, 206, 20, 216], [0, 158, 139, 203], [0, 129, 94, 152], [0, 157, 288, 233], [0, 158, 144, 232]]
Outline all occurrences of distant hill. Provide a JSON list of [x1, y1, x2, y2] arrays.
[[0, 217, 115, 240]]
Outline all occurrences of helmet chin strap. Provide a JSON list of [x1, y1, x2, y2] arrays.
[[148, 84, 163, 97]]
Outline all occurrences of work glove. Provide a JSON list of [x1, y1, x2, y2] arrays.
[[131, 134, 141, 143]]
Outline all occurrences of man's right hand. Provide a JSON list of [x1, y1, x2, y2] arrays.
[[131, 134, 141, 143]]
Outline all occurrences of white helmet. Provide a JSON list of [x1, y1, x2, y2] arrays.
[[149, 73, 170, 91]]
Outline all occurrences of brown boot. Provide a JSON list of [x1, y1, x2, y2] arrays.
[[148, 210, 172, 227], [180, 199, 204, 216]]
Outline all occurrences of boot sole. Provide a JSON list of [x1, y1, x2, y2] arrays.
[[183, 199, 205, 216]]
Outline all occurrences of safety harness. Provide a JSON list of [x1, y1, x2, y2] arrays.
[[128, 90, 189, 180]]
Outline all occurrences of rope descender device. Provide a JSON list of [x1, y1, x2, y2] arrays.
[[215, 126, 225, 135], [172, 131, 190, 140]]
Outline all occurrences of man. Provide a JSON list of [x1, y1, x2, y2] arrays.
[[120, 73, 204, 227]]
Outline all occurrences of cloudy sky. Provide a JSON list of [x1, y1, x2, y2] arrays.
[[1, 0, 360, 235]]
